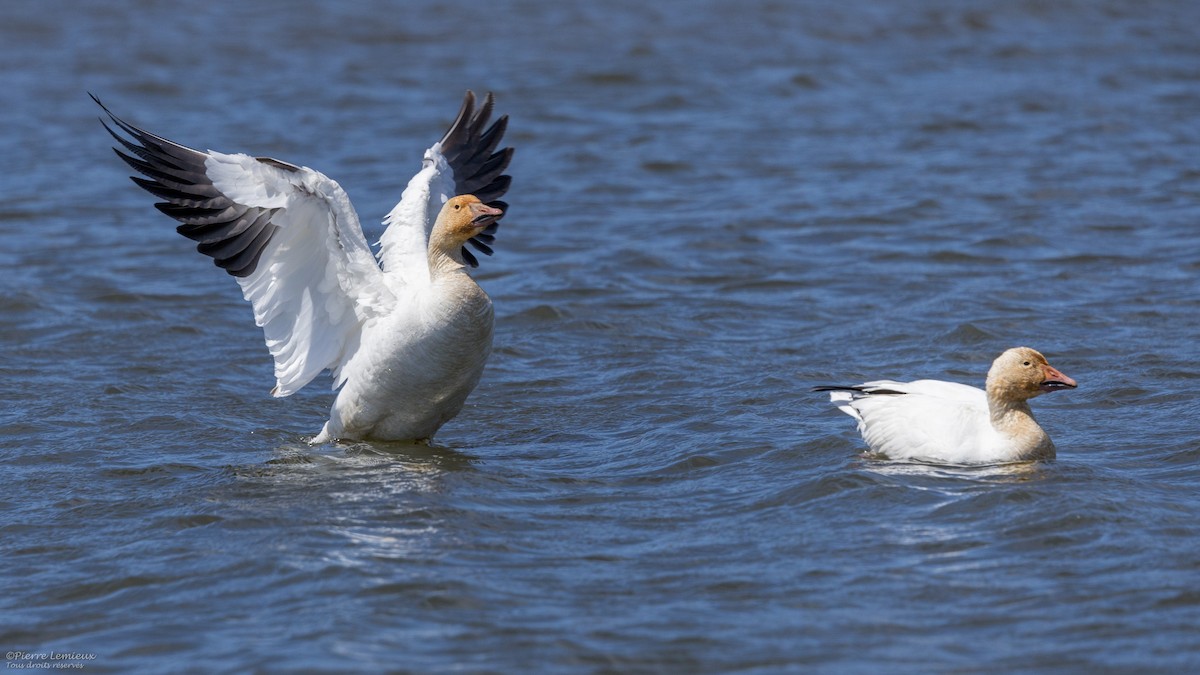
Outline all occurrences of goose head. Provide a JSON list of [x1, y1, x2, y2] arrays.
[[435, 195, 502, 242], [985, 347, 1077, 403], [428, 195, 503, 267]]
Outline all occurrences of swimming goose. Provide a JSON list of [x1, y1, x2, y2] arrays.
[[814, 347, 1076, 464], [94, 92, 513, 443]]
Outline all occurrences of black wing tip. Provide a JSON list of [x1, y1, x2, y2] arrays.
[[93, 93, 279, 279], [255, 156, 302, 173], [811, 385, 908, 396], [441, 89, 514, 196], [91, 94, 208, 167], [472, 175, 512, 204], [469, 92, 496, 136], [88, 91, 110, 115], [90, 93, 140, 140], [442, 90, 513, 271], [439, 90, 478, 147], [466, 237, 494, 256], [210, 222, 279, 278]]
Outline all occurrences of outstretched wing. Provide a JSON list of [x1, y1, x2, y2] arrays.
[[94, 95, 392, 397], [377, 91, 513, 285]]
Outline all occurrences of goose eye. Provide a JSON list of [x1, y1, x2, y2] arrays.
[[1022, 361, 1031, 367], [453, 204, 461, 211]]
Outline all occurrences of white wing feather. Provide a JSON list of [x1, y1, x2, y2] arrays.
[[376, 146, 458, 289], [826, 380, 992, 463], [377, 91, 512, 282], [96, 102, 392, 397], [204, 153, 394, 395]]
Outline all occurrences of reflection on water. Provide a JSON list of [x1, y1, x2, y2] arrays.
[[860, 457, 1048, 484]]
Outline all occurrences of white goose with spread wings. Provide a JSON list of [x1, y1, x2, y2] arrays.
[[95, 92, 513, 443]]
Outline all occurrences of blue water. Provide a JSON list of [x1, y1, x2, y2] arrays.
[[2, 1, 1199, 672]]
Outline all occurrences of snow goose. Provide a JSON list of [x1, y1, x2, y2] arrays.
[[94, 92, 513, 443], [814, 347, 1077, 464]]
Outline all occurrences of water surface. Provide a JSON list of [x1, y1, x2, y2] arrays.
[[2, 1, 1199, 672]]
